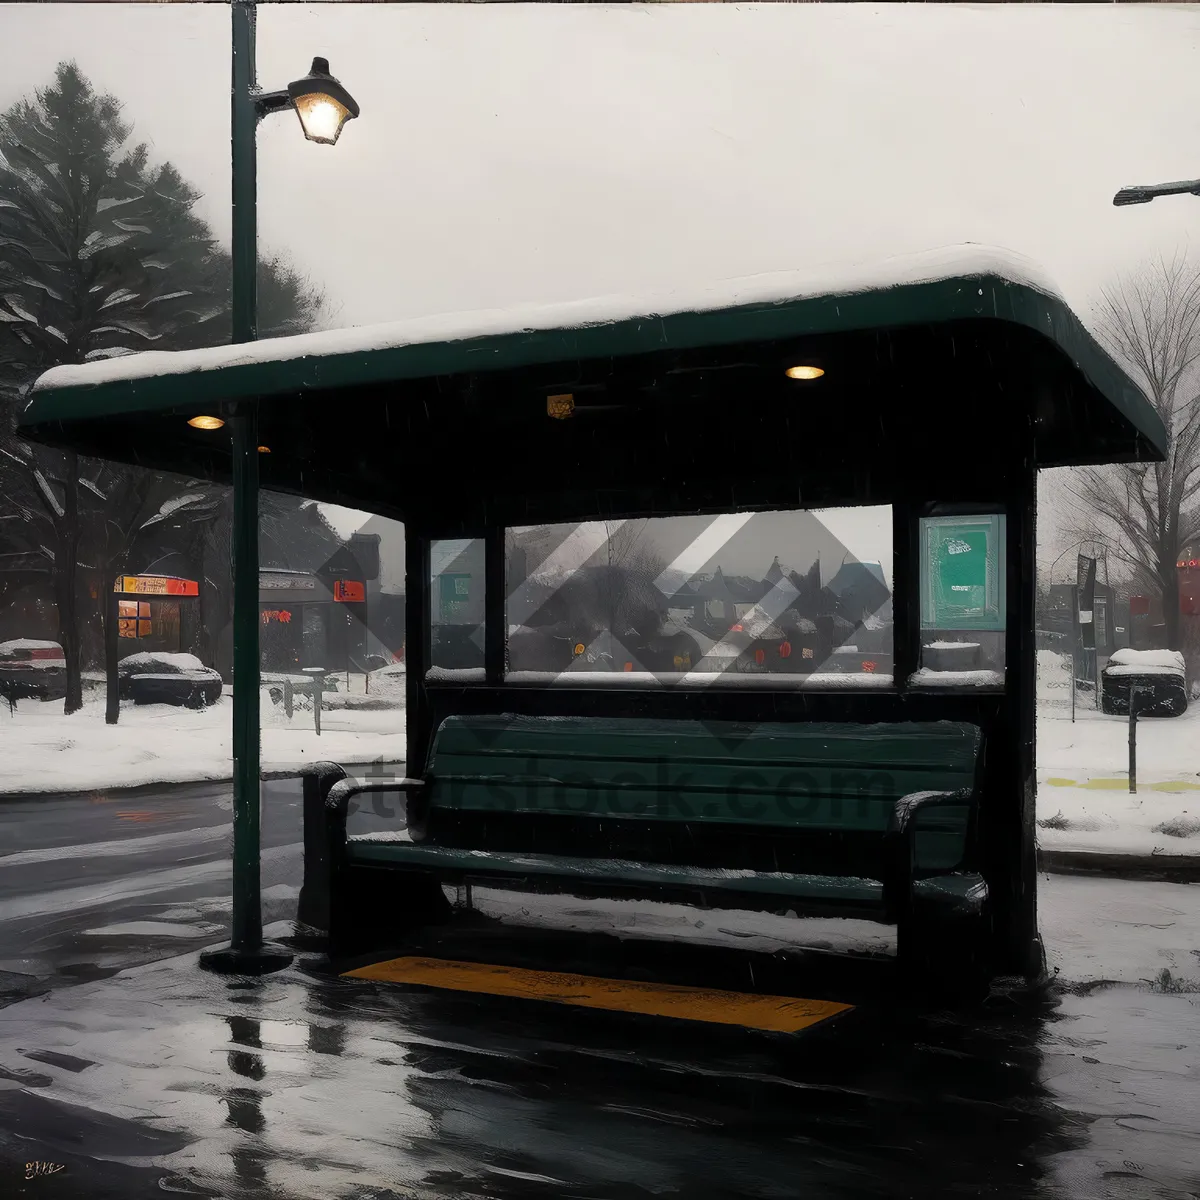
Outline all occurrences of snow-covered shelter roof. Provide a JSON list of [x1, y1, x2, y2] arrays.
[[20, 247, 1165, 524]]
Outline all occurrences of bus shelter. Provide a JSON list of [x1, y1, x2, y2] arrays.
[[21, 257, 1164, 989]]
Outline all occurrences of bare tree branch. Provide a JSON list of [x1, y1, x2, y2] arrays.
[[1069, 255, 1200, 650]]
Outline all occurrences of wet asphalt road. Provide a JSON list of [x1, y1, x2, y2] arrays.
[[0, 784, 1197, 1199], [0, 772, 406, 1003]]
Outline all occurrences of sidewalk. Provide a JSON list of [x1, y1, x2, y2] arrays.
[[0, 876, 1196, 1200], [1036, 772, 1200, 876]]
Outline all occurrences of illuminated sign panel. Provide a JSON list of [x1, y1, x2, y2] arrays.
[[115, 576, 198, 596]]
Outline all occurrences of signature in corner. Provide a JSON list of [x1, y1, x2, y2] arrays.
[[25, 1162, 66, 1179]]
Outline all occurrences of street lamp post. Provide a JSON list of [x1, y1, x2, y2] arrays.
[[201, 0, 358, 976]]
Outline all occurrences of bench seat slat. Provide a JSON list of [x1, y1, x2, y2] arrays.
[[345, 838, 885, 904]]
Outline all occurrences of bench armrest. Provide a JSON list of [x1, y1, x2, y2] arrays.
[[889, 788, 973, 838], [324, 776, 425, 817], [883, 787, 975, 920]]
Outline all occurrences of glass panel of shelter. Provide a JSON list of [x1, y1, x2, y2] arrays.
[[423, 511, 1014, 690], [495, 508, 895, 685], [428, 538, 486, 676]]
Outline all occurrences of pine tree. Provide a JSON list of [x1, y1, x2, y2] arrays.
[[0, 63, 325, 712]]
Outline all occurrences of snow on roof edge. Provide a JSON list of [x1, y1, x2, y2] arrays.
[[33, 243, 1062, 394]]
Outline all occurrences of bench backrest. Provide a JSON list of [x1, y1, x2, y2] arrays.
[[425, 715, 981, 870]]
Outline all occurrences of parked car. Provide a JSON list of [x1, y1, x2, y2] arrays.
[[117, 651, 223, 708], [1101, 648, 1188, 718], [0, 639, 67, 702]]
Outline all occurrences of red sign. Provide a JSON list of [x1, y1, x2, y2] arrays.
[[261, 609, 293, 625], [754, 647, 766, 666], [779, 641, 792, 659], [334, 580, 365, 603], [862, 661, 878, 673], [115, 575, 198, 596], [1130, 595, 1150, 616]]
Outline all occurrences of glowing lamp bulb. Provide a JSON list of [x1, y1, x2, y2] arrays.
[[293, 92, 353, 145], [188, 415, 225, 430], [785, 365, 824, 380]]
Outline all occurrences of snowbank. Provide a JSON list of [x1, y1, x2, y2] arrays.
[[0, 693, 405, 796]]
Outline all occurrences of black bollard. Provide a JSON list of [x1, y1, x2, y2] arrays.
[[297, 761, 348, 934]]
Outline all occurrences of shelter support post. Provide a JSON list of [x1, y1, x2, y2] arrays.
[[890, 501, 918, 684], [992, 464, 1043, 983], [485, 526, 506, 684], [405, 532, 433, 800]]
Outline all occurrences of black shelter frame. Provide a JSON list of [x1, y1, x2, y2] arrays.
[[22, 271, 1165, 979]]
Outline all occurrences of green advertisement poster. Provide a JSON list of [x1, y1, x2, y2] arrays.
[[920, 515, 1005, 631]]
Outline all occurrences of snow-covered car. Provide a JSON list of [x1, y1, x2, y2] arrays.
[[1101, 649, 1188, 718], [116, 651, 223, 708], [0, 639, 67, 701]]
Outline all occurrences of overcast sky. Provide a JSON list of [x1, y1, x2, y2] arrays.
[[3, 2, 1198, 578]]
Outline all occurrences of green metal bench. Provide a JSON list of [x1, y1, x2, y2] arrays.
[[325, 714, 989, 978]]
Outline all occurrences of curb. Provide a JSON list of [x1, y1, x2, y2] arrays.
[[1038, 849, 1200, 884]]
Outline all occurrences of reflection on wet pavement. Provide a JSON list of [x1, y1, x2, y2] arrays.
[[0, 868, 1197, 1199], [0, 936, 1195, 1200]]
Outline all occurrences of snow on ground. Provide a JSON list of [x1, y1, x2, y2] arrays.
[[469, 876, 1200, 990], [1041, 875, 1200, 988], [1036, 651, 1200, 857], [0, 692, 404, 796], [1, 648, 1196, 862], [467, 887, 895, 960]]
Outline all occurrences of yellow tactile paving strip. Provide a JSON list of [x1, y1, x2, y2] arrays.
[[1044, 777, 1200, 792], [344, 955, 852, 1033]]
